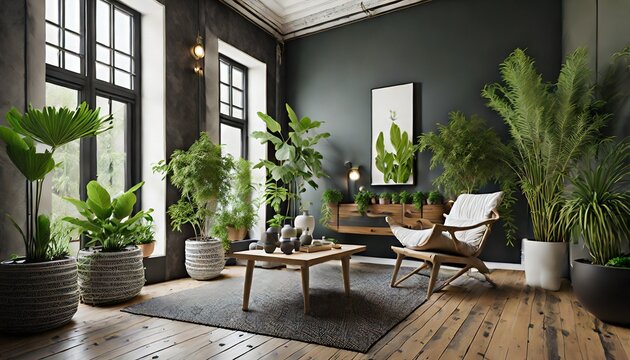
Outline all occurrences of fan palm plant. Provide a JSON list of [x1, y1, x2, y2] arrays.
[[0, 103, 112, 261], [482, 48, 608, 243], [562, 139, 630, 265]]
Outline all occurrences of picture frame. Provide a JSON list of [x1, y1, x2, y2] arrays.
[[370, 83, 417, 186]]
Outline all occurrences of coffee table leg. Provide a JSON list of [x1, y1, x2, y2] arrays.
[[242, 260, 255, 311], [301, 265, 310, 314], [341, 256, 350, 296]]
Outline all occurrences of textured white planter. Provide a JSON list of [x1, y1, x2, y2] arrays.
[[185, 238, 225, 280], [522, 239, 569, 291], [78, 248, 145, 305], [0, 257, 79, 334], [294, 210, 316, 234]]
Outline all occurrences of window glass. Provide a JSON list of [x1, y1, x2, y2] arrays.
[[95, 1, 136, 89], [46, 82, 81, 219], [220, 123, 242, 159], [96, 96, 127, 196]]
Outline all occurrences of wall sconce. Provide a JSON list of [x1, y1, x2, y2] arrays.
[[345, 161, 360, 196], [191, 34, 204, 75]]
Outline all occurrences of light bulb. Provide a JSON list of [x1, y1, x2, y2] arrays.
[[191, 44, 205, 60], [349, 167, 360, 181]]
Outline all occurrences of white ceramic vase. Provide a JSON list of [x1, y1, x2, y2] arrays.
[[185, 238, 225, 280], [522, 239, 569, 291], [294, 210, 316, 235]]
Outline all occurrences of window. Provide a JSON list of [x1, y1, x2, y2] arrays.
[[219, 56, 247, 159], [45, 0, 141, 219]]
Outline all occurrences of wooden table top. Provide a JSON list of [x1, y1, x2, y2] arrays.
[[231, 244, 367, 267]]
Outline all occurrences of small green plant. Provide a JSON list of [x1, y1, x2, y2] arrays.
[[379, 192, 392, 200], [398, 191, 411, 204], [320, 189, 343, 226], [131, 217, 155, 245], [427, 191, 443, 205], [391, 193, 400, 204], [375, 122, 417, 183], [354, 191, 372, 215], [63, 181, 153, 252], [606, 256, 630, 268], [412, 191, 426, 210], [47, 219, 74, 260], [153, 133, 234, 244], [267, 214, 290, 228]]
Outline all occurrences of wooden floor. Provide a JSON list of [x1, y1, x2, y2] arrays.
[[1, 266, 629, 360]]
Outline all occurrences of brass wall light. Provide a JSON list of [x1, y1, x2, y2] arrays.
[[345, 161, 361, 197], [191, 33, 204, 75]]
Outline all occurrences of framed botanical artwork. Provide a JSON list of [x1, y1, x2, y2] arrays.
[[371, 83, 416, 185]]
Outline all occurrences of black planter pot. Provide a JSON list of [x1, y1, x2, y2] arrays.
[[571, 259, 630, 327]]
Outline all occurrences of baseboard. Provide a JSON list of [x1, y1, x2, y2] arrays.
[[351, 255, 524, 271]]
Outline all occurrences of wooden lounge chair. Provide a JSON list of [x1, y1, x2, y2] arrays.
[[387, 192, 502, 299]]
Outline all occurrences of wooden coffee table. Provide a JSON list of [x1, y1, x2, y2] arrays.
[[230, 244, 366, 314]]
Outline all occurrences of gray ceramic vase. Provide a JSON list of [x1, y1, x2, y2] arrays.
[[280, 238, 294, 255], [0, 257, 79, 334]]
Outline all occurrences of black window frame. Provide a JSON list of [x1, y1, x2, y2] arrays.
[[219, 55, 248, 159], [45, 0, 142, 209]]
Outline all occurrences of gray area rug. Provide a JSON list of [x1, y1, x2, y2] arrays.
[[122, 262, 438, 353]]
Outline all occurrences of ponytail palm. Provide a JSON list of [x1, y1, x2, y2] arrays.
[[0, 103, 112, 262], [482, 48, 608, 243], [562, 139, 630, 265]]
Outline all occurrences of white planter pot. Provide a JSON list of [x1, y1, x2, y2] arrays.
[[78, 248, 145, 305], [0, 257, 79, 334], [185, 238, 225, 280], [294, 210, 316, 234], [522, 239, 569, 291]]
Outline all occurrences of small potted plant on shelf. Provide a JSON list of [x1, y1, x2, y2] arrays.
[[412, 191, 426, 211], [132, 217, 156, 258], [0, 103, 111, 333], [391, 193, 401, 204], [154, 133, 234, 280], [562, 138, 630, 326], [426, 191, 443, 205], [369, 191, 378, 204], [211, 158, 257, 243], [320, 189, 343, 226], [64, 181, 152, 305], [379, 192, 392, 205], [354, 190, 372, 215], [398, 191, 411, 204]]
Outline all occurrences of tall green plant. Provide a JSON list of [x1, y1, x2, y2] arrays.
[[482, 48, 608, 243], [375, 122, 417, 183], [418, 111, 517, 244], [562, 139, 630, 265], [211, 158, 258, 244], [153, 133, 234, 240], [0, 103, 112, 262], [252, 104, 330, 218]]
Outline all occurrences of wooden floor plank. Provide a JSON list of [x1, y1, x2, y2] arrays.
[[543, 292, 566, 360], [571, 297, 607, 360], [257, 341, 311, 360], [595, 320, 629, 360], [113, 325, 216, 359], [526, 286, 548, 360], [555, 281, 583, 360], [138, 327, 235, 359], [235, 337, 290, 360]]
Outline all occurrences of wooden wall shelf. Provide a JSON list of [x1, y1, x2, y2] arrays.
[[325, 203, 447, 236]]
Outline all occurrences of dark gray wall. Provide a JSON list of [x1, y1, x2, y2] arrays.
[[285, 0, 563, 263]]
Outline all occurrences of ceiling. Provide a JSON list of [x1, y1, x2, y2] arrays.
[[220, 0, 431, 40]]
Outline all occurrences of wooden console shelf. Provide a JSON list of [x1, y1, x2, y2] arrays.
[[325, 203, 447, 236]]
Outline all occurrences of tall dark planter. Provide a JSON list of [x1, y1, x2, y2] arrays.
[[572, 259, 630, 327]]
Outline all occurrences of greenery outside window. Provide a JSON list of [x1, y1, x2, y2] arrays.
[[219, 55, 247, 159]]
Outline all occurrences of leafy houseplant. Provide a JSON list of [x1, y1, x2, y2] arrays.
[[131, 217, 156, 258], [398, 191, 411, 204], [64, 181, 151, 305], [375, 122, 417, 183], [0, 103, 111, 333], [562, 139, 630, 326], [320, 189, 343, 226], [354, 190, 372, 215], [427, 191, 443, 205], [391, 193, 401, 204], [267, 214, 290, 229], [412, 191, 426, 211], [379, 192, 392, 205], [483, 48, 608, 290], [154, 132, 234, 280], [211, 158, 257, 243], [417, 111, 517, 244], [252, 104, 330, 222]]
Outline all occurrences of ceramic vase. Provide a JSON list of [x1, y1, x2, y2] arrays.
[[300, 228, 313, 246], [263, 231, 278, 254], [280, 238, 294, 255], [292, 237, 300, 251], [294, 210, 316, 235]]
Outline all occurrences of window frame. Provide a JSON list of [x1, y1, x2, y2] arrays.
[[219, 55, 248, 159], [45, 0, 142, 209]]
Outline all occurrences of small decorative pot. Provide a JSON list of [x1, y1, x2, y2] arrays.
[[227, 227, 247, 241], [294, 210, 316, 235], [379, 198, 390, 205], [281, 224, 297, 239], [292, 237, 300, 251], [295, 227, 303, 238], [522, 239, 569, 291], [280, 239, 294, 255], [138, 241, 156, 258], [0, 257, 79, 334], [300, 230, 313, 246], [370, 197, 377, 204], [263, 231, 278, 254], [185, 238, 225, 280], [78, 248, 145, 305], [266, 226, 280, 234]]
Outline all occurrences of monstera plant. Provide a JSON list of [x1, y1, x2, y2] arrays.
[[375, 122, 417, 183]]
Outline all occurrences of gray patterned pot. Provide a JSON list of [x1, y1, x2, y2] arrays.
[[185, 238, 225, 280], [0, 257, 79, 334], [77, 248, 145, 306]]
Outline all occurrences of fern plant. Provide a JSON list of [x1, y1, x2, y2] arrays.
[[412, 191, 426, 210], [354, 190, 372, 215], [375, 122, 417, 183], [320, 189, 343, 226], [483, 48, 608, 243], [418, 111, 517, 244]]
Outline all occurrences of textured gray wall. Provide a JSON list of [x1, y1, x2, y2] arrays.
[[285, 0, 563, 263]]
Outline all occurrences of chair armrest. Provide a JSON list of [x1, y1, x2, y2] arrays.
[[433, 216, 499, 233]]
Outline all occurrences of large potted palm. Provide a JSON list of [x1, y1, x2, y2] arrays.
[[64, 181, 152, 305], [562, 139, 630, 326], [483, 48, 608, 290], [154, 133, 234, 280], [0, 103, 111, 333]]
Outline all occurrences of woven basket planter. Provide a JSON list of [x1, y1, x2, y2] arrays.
[[0, 257, 79, 334], [77, 247, 145, 305], [185, 238, 225, 280]]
